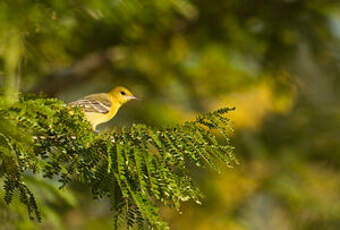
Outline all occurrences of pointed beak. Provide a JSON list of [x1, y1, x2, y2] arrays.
[[127, 95, 139, 100]]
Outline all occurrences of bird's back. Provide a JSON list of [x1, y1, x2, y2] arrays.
[[69, 93, 120, 129]]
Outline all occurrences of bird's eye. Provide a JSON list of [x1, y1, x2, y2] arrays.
[[120, 91, 126, 95]]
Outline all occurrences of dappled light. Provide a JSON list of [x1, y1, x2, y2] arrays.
[[1, 0, 340, 229]]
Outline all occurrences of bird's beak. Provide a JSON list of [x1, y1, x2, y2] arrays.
[[127, 95, 139, 100]]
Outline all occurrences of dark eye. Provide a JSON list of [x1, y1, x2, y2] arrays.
[[120, 91, 126, 95]]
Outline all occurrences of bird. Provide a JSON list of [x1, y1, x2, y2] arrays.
[[69, 86, 137, 130]]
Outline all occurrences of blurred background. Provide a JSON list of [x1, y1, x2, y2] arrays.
[[1, 0, 340, 229]]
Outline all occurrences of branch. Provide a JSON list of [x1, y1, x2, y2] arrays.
[[29, 46, 127, 96], [0, 95, 237, 229]]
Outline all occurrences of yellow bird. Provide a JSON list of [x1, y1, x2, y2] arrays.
[[69, 86, 137, 130]]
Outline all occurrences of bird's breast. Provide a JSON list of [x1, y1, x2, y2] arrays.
[[84, 103, 121, 126]]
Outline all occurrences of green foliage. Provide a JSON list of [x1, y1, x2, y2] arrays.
[[0, 95, 236, 229], [0, 0, 338, 229]]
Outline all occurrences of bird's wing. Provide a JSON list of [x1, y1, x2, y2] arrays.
[[69, 93, 112, 114]]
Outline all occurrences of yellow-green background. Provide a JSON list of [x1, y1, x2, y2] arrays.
[[1, 0, 340, 229]]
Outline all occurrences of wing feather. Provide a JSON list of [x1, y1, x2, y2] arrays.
[[69, 93, 112, 114]]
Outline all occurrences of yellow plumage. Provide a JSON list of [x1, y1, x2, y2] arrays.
[[69, 86, 136, 130]]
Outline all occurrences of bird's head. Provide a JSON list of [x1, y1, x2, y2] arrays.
[[108, 86, 137, 104]]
